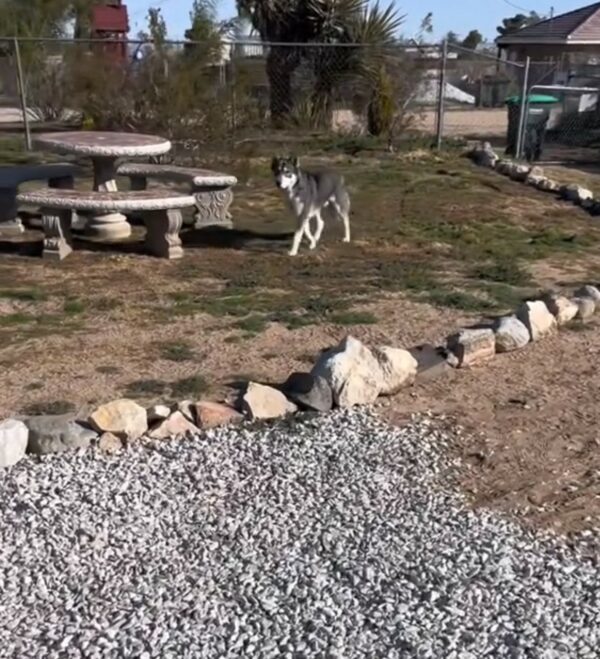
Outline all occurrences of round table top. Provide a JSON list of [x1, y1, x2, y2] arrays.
[[33, 131, 172, 159]]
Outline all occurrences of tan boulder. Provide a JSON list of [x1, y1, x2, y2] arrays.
[[89, 399, 148, 441], [195, 401, 243, 429], [242, 383, 297, 420]]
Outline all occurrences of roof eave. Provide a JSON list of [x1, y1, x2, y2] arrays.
[[497, 37, 600, 47]]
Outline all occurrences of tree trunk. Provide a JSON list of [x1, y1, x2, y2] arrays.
[[266, 47, 298, 128]]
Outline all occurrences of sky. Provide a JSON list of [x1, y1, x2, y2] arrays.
[[125, 0, 591, 41]]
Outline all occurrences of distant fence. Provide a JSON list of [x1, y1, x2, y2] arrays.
[[0, 36, 599, 162]]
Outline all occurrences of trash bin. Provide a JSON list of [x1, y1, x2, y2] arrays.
[[505, 94, 559, 161]]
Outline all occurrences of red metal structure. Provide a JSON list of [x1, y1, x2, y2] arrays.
[[91, 1, 130, 62]]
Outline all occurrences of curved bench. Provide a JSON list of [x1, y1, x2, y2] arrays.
[[16, 189, 195, 261], [0, 163, 79, 233], [117, 163, 237, 229]]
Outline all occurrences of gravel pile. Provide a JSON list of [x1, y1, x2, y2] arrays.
[[1, 410, 598, 658]]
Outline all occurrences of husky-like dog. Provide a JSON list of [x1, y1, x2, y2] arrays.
[[271, 156, 351, 256]]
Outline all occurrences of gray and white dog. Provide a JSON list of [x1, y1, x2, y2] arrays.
[[271, 156, 351, 256]]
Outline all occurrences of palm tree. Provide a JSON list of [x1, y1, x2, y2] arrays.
[[237, 0, 403, 127], [305, 1, 404, 127]]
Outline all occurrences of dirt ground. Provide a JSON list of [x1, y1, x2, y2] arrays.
[[386, 322, 600, 549], [2, 146, 600, 546]]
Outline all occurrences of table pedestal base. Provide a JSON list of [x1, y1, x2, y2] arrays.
[[89, 156, 131, 240]]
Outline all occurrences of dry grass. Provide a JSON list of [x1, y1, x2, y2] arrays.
[[2, 145, 600, 414]]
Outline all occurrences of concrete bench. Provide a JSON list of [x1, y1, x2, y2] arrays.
[[0, 163, 79, 234], [15, 189, 196, 261], [117, 163, 237, 229]]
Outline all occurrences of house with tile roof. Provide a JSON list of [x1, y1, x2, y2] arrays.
[[496, 2, 600, 65]]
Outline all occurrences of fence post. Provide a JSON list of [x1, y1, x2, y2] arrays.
[[13, 37, 32, 152], [515, 56, 531, 160], [435, 39, 448, 150], [230, 48, 237, 139]]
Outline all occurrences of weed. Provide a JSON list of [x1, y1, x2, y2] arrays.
[[64, 299, 86, 315], [125, 379, 169, 397], [159, 341, 195, 362], [0, 313, 33, 326], [96, 365, 121, 375], [94, 297, 121, 312], [25, 382, 44, 391], [22, 400, 76, 415], [472, 261, 532, 287], [425, 289, 496, 312], [171, 374, 209, 399], [0, 288, 47, 302], [234, 315, 268, 334], [329, 311, 378, 326]]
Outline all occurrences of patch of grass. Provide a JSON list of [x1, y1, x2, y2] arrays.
[[0, 313, 33, 326], [425, 289, 496, 312], [0, 288, 47, 302], [93, 297, 121, 312], [329, 311, 378, 325], [171, 374, 209, 399], [96, 365, 121, 375], [125, 379, 169, 397], [480, 282, 527, 311], [159, 340, 195, 362], [233, 315, 269, 334], [376, 261, 438, 293], [64, 299, 86, 315], [25, 382, 44, 391], [21, 400, 76, 416], [224, 334, 243, 344], [471, 261, 532, 287]]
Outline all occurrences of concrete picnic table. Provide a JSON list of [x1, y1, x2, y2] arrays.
[[32, 131, 172, 240]]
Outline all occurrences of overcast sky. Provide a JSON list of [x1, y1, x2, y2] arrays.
[[125, 0, 589, 41]]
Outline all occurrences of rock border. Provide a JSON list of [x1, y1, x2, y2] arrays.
[[467, 141, 600, 215]]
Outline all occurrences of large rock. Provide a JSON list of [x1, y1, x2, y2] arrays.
[[373, 347, 418, 395], [0, 419, 28, 468], [311, 336, 382, 407], [516, 301, 557, 341], [408, 344, 452, 382], [89, 399, 148, 441], [495, 159, 514, 176], [148, 411, 199, 440], [194, 401, 244, 429], [25, 414, 97, 455], [98, 432, 123, 454], [575, 285, 600, 304], [470, 142, 498, 169], [281, 373, 333, 413], [242, 383, 297, 420], [543, 294, 578, 326], [493, 316, 530, 353], [147, 404, 171, 424], [560, 184, 593, 204], [509, 164, 531, 182], [572, 296, 596, 322], [176, 400, 196, 423], [536, 177, 560, 193], [447, 328, 495, 368]]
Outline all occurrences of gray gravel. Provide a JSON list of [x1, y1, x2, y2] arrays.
[[0, 409, 598, 659]]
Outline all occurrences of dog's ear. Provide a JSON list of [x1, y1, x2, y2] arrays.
[[291, 156, 299, 168], [271, 156, 279, 172]]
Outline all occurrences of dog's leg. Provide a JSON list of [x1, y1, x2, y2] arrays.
[[289, 212, 311, 256], [304, 215, 317, 250], [341, 212, 351, 243], [312, 211, 325, 249]]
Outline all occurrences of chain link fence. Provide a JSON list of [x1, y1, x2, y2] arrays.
[[0, 36, 600, 164]]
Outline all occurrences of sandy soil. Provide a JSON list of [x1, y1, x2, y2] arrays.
[[386, 322, 600, 547]]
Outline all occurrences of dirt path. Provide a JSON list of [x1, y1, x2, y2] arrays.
[[386, 322, 600, 546]]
